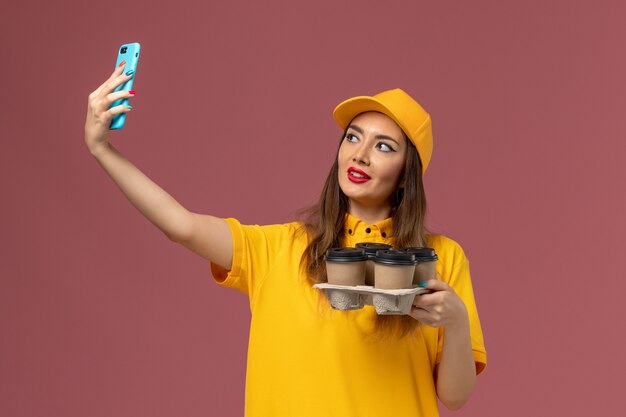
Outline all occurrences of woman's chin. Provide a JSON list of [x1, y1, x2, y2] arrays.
[[346, 195, 392, 211]]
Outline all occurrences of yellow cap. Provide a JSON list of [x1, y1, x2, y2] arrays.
[[333, 88, 433, 174]]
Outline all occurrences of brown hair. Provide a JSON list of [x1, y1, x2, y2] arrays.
[[299, 125, 431, 337]]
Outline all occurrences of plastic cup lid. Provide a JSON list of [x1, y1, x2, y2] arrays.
[[355, 242, 393, 257], [398, 247, 438, 261], [324, 247, 368, 262], [373, 249, 416, 265]]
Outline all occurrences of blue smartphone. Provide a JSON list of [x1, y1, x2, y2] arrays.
[[109, 42, 141, 130]]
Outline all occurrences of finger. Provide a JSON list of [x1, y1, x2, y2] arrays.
[[98, 66, 135, 99], [418, 279, 450, 292], [107, 69, 135, 95], [409, 307, 439, 327], [408, 305, 427, 321], [412, 291, 442, 308], [411, 304, 431, 314], [87, 90, 134, 119], [112, 59, 127, 75], [104, 89, 136, 107], [104, 103, 133, 121], [92, 61, 128, 98]]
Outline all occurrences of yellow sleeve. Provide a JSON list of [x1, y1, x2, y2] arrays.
[[209, 218, 296, 303], [435, 239, 487, 375]]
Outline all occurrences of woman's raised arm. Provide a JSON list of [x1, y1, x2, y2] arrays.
[[85, 63, 233, 270]]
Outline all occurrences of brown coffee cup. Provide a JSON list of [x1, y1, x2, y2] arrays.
[[373, 250, 416, 289], [399, 247, 438, 285], [355, 243, 392, 286], [324, 248, 367, 286]]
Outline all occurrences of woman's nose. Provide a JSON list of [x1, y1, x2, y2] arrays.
[[352, 144, 370, 165]]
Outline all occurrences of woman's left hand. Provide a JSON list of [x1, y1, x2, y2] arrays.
[[409, 280, 468, 328]]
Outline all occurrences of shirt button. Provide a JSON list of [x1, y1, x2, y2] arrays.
[[365, 228, 371, 233]]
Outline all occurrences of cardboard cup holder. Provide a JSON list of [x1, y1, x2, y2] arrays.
[[313, 283, 429, 315]]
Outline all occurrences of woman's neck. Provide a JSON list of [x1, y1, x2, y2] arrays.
[[347, 201, 392, 224]]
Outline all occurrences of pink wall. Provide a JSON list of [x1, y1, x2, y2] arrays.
[[2, 1, 625, 415]]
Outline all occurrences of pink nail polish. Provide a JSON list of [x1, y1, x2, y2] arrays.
[[129, 90, 136, 95]]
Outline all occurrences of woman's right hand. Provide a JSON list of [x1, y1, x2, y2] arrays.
[[84, 62, 136, 155]]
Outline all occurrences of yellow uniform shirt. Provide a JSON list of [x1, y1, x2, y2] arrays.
[[211, 214, 486, 416]]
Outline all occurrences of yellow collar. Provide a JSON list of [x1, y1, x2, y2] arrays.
[[342, 213, 394, 246]]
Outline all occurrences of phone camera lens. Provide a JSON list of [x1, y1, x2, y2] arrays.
[[121, 47, 127, 54]]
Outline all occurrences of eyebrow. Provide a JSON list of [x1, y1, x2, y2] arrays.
[[347, 124, 401, 147]]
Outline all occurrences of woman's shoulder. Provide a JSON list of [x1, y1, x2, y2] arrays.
[[252, 220, 311, 242], [426, 233, 469, 263], [228, 218, 306, 239]]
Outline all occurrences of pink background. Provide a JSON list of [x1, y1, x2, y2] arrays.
[[1, 1, 624, 415]]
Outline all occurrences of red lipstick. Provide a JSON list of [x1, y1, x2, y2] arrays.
[[347, 167, 371, 183]]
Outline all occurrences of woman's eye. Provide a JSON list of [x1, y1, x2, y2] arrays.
[[345, 133, 358, 142], [377, 142, 395, 152]]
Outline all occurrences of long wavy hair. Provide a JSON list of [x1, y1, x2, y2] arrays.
[[299, 122, 431, 337]]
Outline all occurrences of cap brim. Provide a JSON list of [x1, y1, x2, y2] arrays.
[[333, 96, 406, 135]]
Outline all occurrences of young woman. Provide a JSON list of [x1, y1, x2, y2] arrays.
[[85, 62, 486, 416]]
